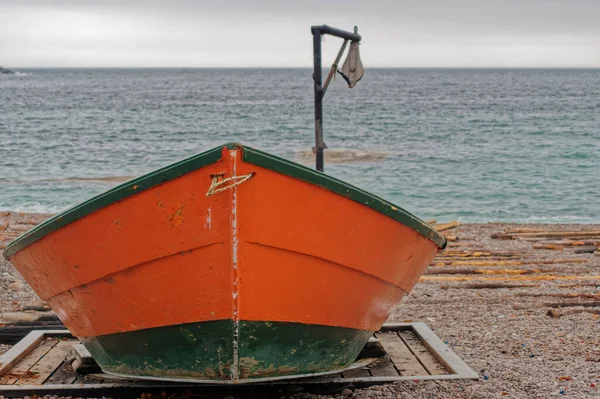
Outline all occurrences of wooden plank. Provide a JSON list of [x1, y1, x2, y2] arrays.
[[409, 322, 479, 379], [0, 331, 46, 377], [435, 220, 460, 232], [374, 332, 428, 376], [0, 338, 57, 385], [45, 361, 78, 385], [398, 331, 447, 375], [342, 367, 370, 378], [74, 374, 104, 384], [368, 357, 398, 377], [18, 340, 75, 385]]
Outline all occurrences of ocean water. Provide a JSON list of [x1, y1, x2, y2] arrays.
[[1, 68, 599, 223]]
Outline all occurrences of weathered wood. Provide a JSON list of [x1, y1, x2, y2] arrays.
[[440, 283, 541, 289], [70, 344, 102, 374], [421, 275, 600, 282], [433, 256, 530, 263], [0, 312, 59, 324], [435, 221, 460, 232], [440, 250, 524, 257], [503, 228, 553, 234], [0, 331, 47, 378], [517, 237, 551, 242], [544, 301, 600, 308], [342, 368, 371, 378], [45, 361, 78, 385], [18, 340, 74, 385], [0, 312, 65, 344], [493, 231, 600, 240], [516, 293, 600, 299], [368, 357, 399, 377], [444, 236, 458, 242], [557, 282, 600, 288], [0, 322, 66, 345], [425, 268, 538, 276], [530, 240, 600, 246], [374, 332, 428, 376], [532, 244, 565, 250], [431, 259, 587, 267], [514, 301, 600, 310], [574, 247, 597, 254], [20, 303, 51, 312], [73, 374, 105, 384], [398, 331, 447, 375], [432, 260, 522, 266], [0, 338, 57, 384], [547, 308, 600, 318]]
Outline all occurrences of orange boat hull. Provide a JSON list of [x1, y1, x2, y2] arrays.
[[4, 143, 445, 382]]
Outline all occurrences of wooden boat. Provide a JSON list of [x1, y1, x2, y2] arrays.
[[3, 143, 445, 382], [3, 26, 446, 383]]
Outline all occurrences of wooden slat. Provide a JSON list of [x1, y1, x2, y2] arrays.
[[45, 361, 78, 385], [342, 367, 370, 378], [0, 331, 47, 377], [18, 340, 75, 385], [368, 357, 399, 377], [398, 331, 447, 375], [74, 374, 104, 384], [374, 332, 428, 376], [0, 339, 57, 385]]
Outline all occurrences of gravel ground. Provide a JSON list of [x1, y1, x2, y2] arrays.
[[1, 214, 600, 398]]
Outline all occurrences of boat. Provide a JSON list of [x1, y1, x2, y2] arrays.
[[2, 26, 446, 383]]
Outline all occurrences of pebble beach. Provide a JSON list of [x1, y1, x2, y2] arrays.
[[1, 212, 600, 398]]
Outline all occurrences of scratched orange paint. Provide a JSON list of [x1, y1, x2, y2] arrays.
[[9, 147, 441, 338], [10, 159, 231, 301]]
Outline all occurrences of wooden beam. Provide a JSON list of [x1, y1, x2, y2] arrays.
[[435, 221, 460, 232], [374, 332, 428, 376]]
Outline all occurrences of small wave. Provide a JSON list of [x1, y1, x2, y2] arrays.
[[294, 149, 388, 164], [0, 203, 63, 215], [0, 176, 135, 184], [54, 176, 135, 183], [0, 71, 31, 76]]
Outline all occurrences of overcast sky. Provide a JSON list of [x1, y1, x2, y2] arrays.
[[1, 0, 599, 67]]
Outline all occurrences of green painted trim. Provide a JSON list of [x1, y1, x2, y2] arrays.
[[241, 146, 446, 248], [3, 141, 444, 259], [3, 145, 229, 259], [82, 319, 235, 380], [81, 319, 372, 381], [237, 320, 372, 379]]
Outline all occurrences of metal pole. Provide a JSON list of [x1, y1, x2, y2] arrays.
[[311, 25, 361, 42], [311, 25, 361, 172], [313, 29, 324, 172]]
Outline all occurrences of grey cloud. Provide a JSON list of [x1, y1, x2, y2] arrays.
[[1, 0, 599, 67]]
